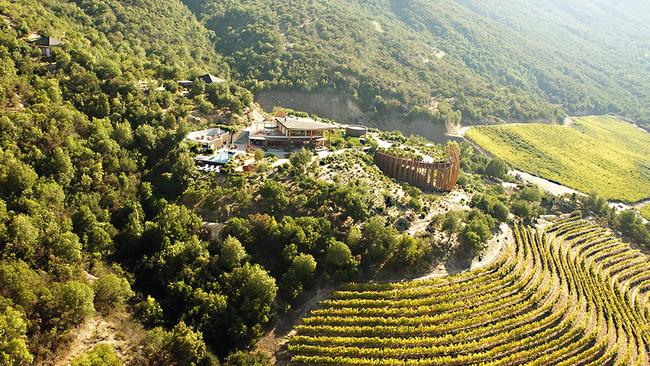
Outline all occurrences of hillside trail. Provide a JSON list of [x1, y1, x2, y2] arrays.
[[257, 285, 336, 365], [51, 312, 145, 366]]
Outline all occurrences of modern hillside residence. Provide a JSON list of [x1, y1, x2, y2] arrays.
[[186, 128, 231, 152], [248, 115, 335, 148], [178, 73, 226, 89], [33, 36, 61, 57], [197, 73, 226, 84]]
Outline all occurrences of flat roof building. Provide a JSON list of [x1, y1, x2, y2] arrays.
[[249, 115, 336, 148], [33, 36, 61, 57], [186, 128, 231, 152]]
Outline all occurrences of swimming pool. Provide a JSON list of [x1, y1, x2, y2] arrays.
[[212, 151, 235, 164], [197, 151, 235, 165]]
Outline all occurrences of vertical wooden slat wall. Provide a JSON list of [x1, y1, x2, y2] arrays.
[[374, 144, 461, 192]]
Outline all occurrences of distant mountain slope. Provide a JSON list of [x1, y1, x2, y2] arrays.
[[183, 0, 650, 127]]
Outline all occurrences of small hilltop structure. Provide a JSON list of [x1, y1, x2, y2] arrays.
[[30, 35, 61, 57], [178, 73, 226, 89]]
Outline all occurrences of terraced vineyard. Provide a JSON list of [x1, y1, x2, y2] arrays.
[[289, 218, 650, 365]]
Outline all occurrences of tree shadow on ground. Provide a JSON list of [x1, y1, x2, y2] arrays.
[[444, 247, 473, 275]]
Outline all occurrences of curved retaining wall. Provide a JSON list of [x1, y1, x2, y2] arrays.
[[375, 144, 461, 192], [346, 125, 368, 137]]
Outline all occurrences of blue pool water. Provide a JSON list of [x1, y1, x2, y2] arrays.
[[207, 151, 235, 164]]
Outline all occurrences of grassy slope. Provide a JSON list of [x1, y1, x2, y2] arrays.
[[466, 116, 650, 202], [641, 205, 650, 221]]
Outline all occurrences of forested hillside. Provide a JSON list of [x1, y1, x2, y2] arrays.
[[2, 0, 650, 364], [182, 0, 650, 127], [0, 0, 259, 363]]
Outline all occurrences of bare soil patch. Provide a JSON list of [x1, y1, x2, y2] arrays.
[[49, 312, 146, 366], [256, 286, 336, 365]]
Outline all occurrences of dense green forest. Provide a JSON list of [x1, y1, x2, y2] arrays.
[[0, 0, 489, 359], [0, 0, 260, 363], [0, 0, 479, 363], [182, 0, 650, 127]]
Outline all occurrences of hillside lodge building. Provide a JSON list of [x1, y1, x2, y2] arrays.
[[177, 73, 226, 89], [249, 115, 335, 148], [33, 36, 61, 57]]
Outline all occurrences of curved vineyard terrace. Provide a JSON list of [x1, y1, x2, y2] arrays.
[[288, 217, 650, 365]]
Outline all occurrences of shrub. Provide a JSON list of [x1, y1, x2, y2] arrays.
[[518, 186, 542, 202], [54, 281, 95, 327], [485, 158, 509, 179], [511, 199, 535, 221], [94, 274, 134, 313], [71, 344, 121, 366], [324, 239, 354, 269], [460, 211, 494, 256], [218, 236, 247, 271], [167, 322, 213, 366], [361, 216, 399, 265], [224, 351, 271, 366], [135, 296, 164, 327], [390, 235, 430, 267], [280, 253, 317, 301], [289, 148, 312, 174], [0, 306, 33, 366], [259, 181, 289, 214]]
